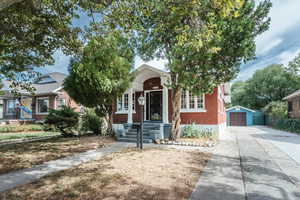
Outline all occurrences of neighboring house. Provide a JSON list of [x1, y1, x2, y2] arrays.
[[283, 90, 300, 118], [113, 64, 231, 141], [0, 72, 80, 124]]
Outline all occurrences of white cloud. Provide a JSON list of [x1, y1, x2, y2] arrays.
[[278, 48, 300, 66], [255, 0, 300, 55], [256, 38, 282, 55]]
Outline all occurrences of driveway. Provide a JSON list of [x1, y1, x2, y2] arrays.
[[192, 126, 300, 200]]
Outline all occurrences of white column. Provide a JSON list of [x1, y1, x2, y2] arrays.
[[162, 85, 169, 123], [127, 88, 133, 124]]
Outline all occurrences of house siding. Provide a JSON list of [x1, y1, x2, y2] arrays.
[[288, 96, 300, 118]]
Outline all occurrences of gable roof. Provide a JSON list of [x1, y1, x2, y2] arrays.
[[226, 106, 256, 113], [1, 72, 67, 96], [283, 89, 300, 100], [33, 72, 66, 95]]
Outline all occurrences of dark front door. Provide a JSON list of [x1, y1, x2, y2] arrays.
[[145, 91, 162, 121], [230, 112, 247, 126]]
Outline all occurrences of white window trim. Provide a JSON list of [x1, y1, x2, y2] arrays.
[[36, 97, 50, 115], [115, 93, 136, 114], [180, 91, 206, 113]]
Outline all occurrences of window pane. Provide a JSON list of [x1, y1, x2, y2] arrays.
[[7, 100, 16, 114], [38, 99, 49, 113], [117, 97, 122, 111], [181, 91, 187, 109], [189, 93, 195, 109], [197, 95, 204, 109], [124, 94, 128, 110], [57, 98, 65, 108]]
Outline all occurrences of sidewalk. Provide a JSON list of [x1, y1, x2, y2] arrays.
[[0, 142, 133, 193], [190, 129, 245, 200]]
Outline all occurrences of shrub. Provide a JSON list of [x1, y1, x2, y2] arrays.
[[81, 109, 104, 135], [263, 101, 288, 119], [0, 124, 44, 133], [45, 106, 79, 137], [276, 118, 300, 134], [182, 123, 215, 139]]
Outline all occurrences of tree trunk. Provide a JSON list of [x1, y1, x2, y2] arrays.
[[170, 87, 182, 140]]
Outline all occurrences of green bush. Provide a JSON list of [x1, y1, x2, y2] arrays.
[[81, 109, 104, 135], [45, 106, 79, 137], [182, 124, 215, 139], [276, 118, 300, 134], [0, 124, 44, 133], [263, 101, 288, 119]]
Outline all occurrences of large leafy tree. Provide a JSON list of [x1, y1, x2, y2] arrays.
[[64, 31, 134, 134], [231, 64, 300, 110], [105, 0, 271, 139]]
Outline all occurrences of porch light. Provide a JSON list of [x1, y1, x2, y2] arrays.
[[138, 95, 145, 106]]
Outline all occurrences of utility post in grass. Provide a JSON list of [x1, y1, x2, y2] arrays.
[[138, 95, 145, 149]]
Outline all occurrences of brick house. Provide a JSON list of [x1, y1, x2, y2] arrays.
[[283, 90, 300, 118], [113, 64, 231, 141], [0, 72, 80, 124]]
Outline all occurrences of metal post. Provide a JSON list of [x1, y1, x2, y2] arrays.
[[140, 105, 143, 149]]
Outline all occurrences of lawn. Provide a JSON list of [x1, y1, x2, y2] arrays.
[[0, 131, 60, 141], [0, 147, 210, 200], [0, 136, 115, 175]]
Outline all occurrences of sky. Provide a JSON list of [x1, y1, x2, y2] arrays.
[[42, 0, 300, 81]]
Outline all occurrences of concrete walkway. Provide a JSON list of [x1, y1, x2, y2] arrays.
[[190, 128, 245, 200], [0, 142, 134, 193], [191, 126, 300, 200]]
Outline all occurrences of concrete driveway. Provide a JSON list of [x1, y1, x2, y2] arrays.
[[192, 126, 300, 200]]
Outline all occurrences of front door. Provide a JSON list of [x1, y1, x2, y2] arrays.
[[145, 91, 162, 121]]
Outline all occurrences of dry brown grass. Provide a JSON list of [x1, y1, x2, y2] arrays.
[[0, 136, 115, 175], [0, 147, 210, 200]]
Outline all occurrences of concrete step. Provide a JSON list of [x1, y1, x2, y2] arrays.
[[123, 134, 151, 139]]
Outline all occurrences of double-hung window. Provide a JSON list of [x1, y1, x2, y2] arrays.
[[181, 90, 205, 112], [6, 99, 16, 114], [117, 93, 135, 113], [37, 98, 49, 114]]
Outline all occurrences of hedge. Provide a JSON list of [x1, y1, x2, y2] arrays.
[[266, 116, 300, 134], [0, 124, 44, 133]]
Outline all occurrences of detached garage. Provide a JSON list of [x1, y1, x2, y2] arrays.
[[226, 106, 256, 126]]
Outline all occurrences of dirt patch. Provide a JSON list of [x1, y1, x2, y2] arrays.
[[0, 147, 210, 200], [0, 136, 115, 175]]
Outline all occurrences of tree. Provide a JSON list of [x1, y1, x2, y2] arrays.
[[64, 31, 134, 134], [288, 53, 300, 75], [105, 0, 271, 139], [45, 106, 79, 137], [231, 64, 300, 110], [263, 101, 287, 119]]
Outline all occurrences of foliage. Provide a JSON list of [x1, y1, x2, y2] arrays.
[[64, 31, 134, 134], [45, 106, 79, 136], [0, 132, 60, 141], [287, 52, 300, 75], [81, 109, 104, 135], [0, 124, 44, 133], [266, 117, 300, 135], [263, 101, 287, 119], [106, 0, 271, 139], [231, 64, 300, 110], [182, 124, 215, 139]]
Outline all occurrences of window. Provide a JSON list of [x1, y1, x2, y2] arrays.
[[37, 98, 49, 114], [181, 90, 187, 109], [288, 101, 293, 112], [57, 98, 66, 108], [181, 91, 205, 112], [117, 93, 135, 113], [6, 100, 16, 114]]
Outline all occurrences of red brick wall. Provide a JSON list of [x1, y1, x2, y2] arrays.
[[217, 85, 227, 124], [33, 95, 56, 121], [143, 77, 163, 90]]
